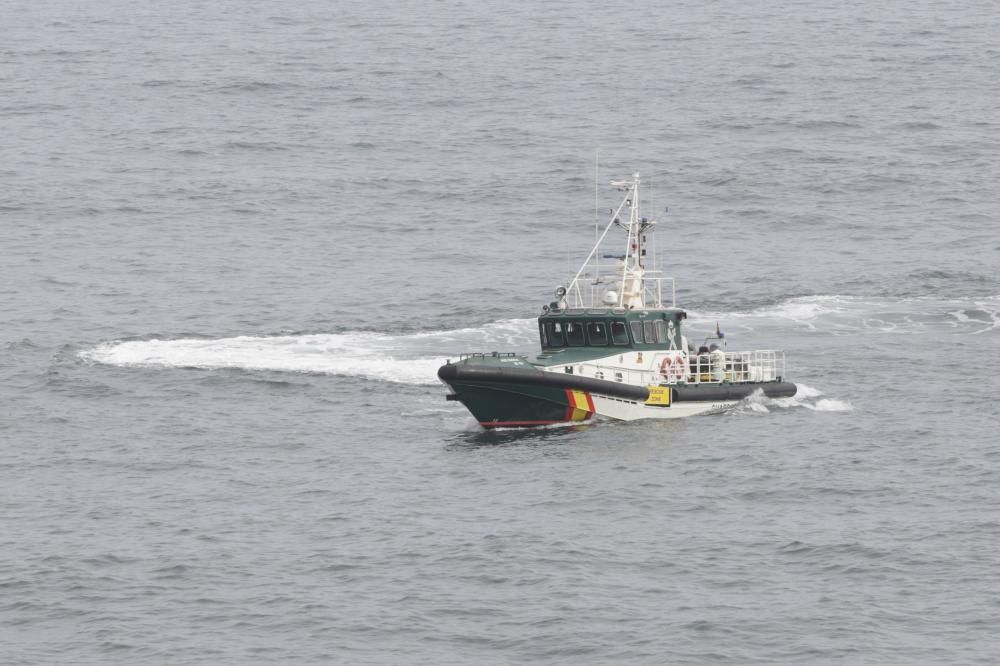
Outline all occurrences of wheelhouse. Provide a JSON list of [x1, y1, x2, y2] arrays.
[[538, 309, 687, 351]]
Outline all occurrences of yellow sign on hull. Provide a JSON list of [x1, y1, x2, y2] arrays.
[[645, 385, 672, 406]]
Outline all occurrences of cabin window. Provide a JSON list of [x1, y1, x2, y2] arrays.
[[630, 321, 644, 344], [643, 321, 656, 344], [539, 322, 547, 348], [611, 321, 628, 345], [655, 320, 666, 344], [545, 321, 565, 348], [611, 321, 629, 345], [587, 321, 608, 346], [565, 321, 585, 346]]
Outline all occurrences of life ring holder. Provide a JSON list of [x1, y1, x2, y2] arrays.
[[672, 353, 686, 380], [659, 355, 673, 379], [659, 354, 686, 381]]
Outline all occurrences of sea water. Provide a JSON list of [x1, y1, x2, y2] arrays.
[[3, 1, 1000, 663]]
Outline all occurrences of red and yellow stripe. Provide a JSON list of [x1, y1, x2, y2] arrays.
[[564, 389, 595, 422]]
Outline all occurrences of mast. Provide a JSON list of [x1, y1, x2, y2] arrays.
[[614, 174, 644, 309], [564, 173, 664, 311]]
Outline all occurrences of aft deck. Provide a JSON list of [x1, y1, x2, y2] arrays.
[[568, 349, 787, 386]]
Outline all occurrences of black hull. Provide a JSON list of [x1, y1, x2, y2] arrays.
[[438, 363, 797, 402], [438, 362, 797, 427]]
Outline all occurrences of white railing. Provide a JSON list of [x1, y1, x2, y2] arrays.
[[684, 350, 785, 385], [643, 276, 677, 309], [584, 350, 786, 386], [568, 275, 676, 309]]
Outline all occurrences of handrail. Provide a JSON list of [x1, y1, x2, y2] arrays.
[[459, 352, 520, 361], [572, 276, 677, 309], [588, 350, 785, 386]]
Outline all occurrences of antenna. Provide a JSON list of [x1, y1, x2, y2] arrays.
[[594, 148, 599, 287]]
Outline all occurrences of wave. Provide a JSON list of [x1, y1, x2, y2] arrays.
[[688, 294, 1000, 336], [737, 384, 853, 414]]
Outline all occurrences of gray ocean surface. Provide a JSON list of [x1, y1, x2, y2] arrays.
[[3, 1, 1000, 663]]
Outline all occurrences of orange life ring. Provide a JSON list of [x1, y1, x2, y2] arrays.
[[659, 355, 672, 379]]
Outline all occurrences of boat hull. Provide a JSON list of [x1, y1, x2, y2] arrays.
[[438, 362, 796, 429]]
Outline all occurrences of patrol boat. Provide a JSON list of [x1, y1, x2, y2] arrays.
[[438, 174, 796, 429]]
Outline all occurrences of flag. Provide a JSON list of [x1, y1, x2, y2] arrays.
[[715, 322, 724, 339]]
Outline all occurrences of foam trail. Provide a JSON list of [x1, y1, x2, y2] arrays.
[[689, 294, 1000, 338], [687, 296, 852, 333], [738, 384, 852, 414], [952, 301, 1000, 335], [80, 334, 446, 385], [806, 398, 854, 412], [79, 318, 544, 386]]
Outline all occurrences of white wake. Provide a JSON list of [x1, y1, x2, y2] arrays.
[[79, 334, 446, 385], [740, 383, 853, 414], [79, 319, 541, 386]]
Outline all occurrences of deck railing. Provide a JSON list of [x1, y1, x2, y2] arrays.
[[569, 275, 676, 309], [588, 350, 786, 386], [459, 352, 520, 362]]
